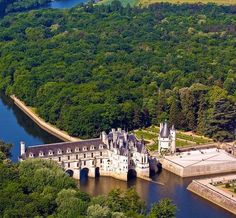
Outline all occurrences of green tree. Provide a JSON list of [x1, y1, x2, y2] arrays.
[[207, 98, 236, 141], [148, 199, 177, 218]]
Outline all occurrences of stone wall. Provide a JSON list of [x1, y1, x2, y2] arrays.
[[162, 159, 236, 177], [188, 180, 236, 215]]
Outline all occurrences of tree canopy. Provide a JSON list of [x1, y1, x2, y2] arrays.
[[0, 2, 235, 141]]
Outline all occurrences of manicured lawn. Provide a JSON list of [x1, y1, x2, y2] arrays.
[[139, 0, 236, 6], [177, 132, 212, 144]]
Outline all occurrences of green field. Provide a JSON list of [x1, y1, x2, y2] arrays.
[[139, 0, 236, 6], [134, 125, 212, 151], [99, 0, 236, 6]]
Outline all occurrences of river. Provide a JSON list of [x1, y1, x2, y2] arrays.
[[0, 95, 235, 218], [0, 1, 235, 217]]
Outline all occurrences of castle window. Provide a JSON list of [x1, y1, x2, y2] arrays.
[[100, 159, 102, 163], [84, 161, 86, 166], [48, 150, 53, 156], [84, 154, 86, 158], [67, 148, 71, 153], [83, 146, 87, 151], [57, 149, 62, 155], [68, 156, 70, 160], [92, 160, 95, 165], [90, 145, 94, 150], [68, 163, 70, 168], [99, 144, 103, 149], [58, 157, 61, 162], [91, 153, 93, 158], [100, 152, 102, 156], [76, 154, 78, 160], [77, 162, 80, 167], [29, 152, 34, 158], [39, 151, 44, 157], [75, 147, 80, 152]]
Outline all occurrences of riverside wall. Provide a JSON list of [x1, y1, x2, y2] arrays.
[[10, 95, 81, 142], [188, 180, 236, 215], [161, 159, 236, 177]]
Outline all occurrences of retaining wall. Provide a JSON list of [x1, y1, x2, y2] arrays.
[[188, 180, 236, 215]]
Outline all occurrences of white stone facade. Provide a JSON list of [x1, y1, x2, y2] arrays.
[[21, 128, 150, 181]]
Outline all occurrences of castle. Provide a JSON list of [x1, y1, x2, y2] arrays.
[[20, 128, 150, 181], [158, 121, 176, 155]]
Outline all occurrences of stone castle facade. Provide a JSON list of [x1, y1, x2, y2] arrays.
[[20, 128, 150, 181]]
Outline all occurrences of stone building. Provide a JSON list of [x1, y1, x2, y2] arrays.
[[20, 128, 150, 181], [158, 121, 176, 154]]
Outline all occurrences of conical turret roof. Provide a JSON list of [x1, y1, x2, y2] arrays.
[[160, 122, 170, 138]]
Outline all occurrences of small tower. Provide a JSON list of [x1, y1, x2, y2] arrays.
[[158, 121, 171, 154], [158, 121, 176, 155], [20, 141, 26, 157]]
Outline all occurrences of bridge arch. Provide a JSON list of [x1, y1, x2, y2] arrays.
[[127, 169, 137, 180], [80, 168, 89, 180], [65, 169, 74, 177], [95, 167, 100, 177]]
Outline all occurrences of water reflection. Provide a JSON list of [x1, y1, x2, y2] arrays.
[[79, 170, 235, 218], [0, 94, 61, 161]]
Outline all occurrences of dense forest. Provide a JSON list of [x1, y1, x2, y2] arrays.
[[0, 141, 176, 217], [0, 0, 51, 15], [0, 2, 235, 141]]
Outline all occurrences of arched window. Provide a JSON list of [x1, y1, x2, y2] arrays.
[[99, 144, 103, 149], [48, 150, 53, 156], [67, 148, 72, 153], [83, 146, 87, 151], [29, 152, 34, 158], [57, 149, 62, 155], [39, 151, 44, 157], [75, 147, 80, 152], [90, 145, 94, 150]]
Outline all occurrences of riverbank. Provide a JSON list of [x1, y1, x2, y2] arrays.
[[187, 174, 236, 215], [10, 95, 81, 142]]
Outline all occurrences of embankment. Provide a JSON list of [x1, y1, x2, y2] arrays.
[[11, 95, 81, 142], [188, 179, 236, 215]]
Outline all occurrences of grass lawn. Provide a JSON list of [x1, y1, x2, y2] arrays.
[[139, 0, 236, 6], [98, 0, 236, 6]]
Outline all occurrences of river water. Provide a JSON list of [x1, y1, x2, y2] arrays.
[[0, 1, 235, 217]]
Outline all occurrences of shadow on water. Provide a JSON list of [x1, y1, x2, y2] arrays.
[[79, 170, 236, 218], [0, 94, 61, 162]]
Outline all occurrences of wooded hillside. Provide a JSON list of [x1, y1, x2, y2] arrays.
[[0, 2, 235, 141]]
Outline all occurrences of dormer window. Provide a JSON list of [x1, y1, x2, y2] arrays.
[[39, 151, 44, 157], [57, 149, 62, 155], [29, 152, 34, 158], [99, 144, 103, 149], [48, 150, 53, 156], [67, 148, 72, 153], [75, 147, 80, 152], [90, 145, 94, 150], [83, 146, 87, 151]]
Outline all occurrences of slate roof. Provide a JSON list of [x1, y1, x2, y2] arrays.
[[24, 138, 106, 158], [160, 122, 170, 138]]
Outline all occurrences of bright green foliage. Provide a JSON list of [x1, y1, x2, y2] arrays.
[[87, 204, 111, 218], [148, 199, 177, 218]]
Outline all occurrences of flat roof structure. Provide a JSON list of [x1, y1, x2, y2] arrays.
[[161, 148, 236, 177]]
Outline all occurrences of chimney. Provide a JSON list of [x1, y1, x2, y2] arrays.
[[20, 141, 26, 156]]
